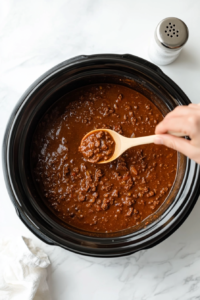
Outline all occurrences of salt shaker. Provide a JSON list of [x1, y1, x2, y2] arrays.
[[149, 17, 189, 66]]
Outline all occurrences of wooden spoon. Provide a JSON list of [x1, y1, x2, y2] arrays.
[[81, 129, 183, 164]]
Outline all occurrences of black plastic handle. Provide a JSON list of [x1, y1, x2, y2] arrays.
[[16, 208, 55, 245], [121, 53, 163, 74]]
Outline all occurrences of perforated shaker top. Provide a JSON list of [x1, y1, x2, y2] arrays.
[[155, 17, 189, 50]]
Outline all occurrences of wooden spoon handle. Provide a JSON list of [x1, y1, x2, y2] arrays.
[[122, 131, 184, 150], [122, 135, 156, 148]]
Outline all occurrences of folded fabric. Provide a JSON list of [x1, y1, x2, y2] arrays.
[[0, 236, 51, 300]]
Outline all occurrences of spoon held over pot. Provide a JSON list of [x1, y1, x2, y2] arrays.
[[79, 129, 183, 164]]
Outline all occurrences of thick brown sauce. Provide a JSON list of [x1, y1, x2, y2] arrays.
[[31, 84, 177, 233]]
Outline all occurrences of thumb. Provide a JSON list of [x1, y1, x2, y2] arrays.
[[154, 134, 194, 159]]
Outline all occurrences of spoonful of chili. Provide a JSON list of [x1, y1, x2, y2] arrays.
[[79, 129, 183, 164]]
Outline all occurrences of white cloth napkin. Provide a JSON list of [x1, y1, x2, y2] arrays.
[[0, 236, 51, 300]]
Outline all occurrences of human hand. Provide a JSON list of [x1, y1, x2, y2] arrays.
[[154, 104, 200, 164]]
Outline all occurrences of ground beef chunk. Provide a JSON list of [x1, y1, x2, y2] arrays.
[[130, 165, 138, 176], [112, 190, 119, 197], [126, 207, 133, 216], [63, 164, 70, 175], [95, 168, 104, 182], [117, 157, 128, 171], [102, 182, 113, 191]]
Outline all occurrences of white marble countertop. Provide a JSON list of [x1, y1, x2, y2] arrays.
[[1, 0, 200, 299]]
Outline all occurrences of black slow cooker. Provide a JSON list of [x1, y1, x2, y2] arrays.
[[3, 54, 200, 257]]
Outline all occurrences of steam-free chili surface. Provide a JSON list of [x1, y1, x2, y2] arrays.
[[31, 84, 177, 233]]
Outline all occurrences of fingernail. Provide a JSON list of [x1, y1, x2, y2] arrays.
[[154, 136, 163, 145]]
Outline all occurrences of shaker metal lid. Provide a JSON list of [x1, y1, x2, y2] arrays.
[[155, 17, 189, 50]]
